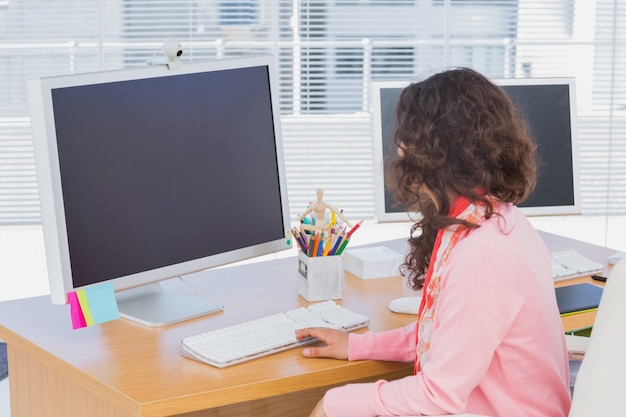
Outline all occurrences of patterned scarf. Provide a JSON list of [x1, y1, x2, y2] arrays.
[[414, 196, 488, 373]]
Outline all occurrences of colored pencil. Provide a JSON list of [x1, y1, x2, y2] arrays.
[[329, 234, 344, 256], [346, 219, 363, 238], [336, 236, 351, 255]]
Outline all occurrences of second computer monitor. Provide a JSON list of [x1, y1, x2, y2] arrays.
[[371, 77, 581, 222]]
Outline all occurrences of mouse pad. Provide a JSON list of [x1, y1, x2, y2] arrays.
[[555, 283, 604, 315]]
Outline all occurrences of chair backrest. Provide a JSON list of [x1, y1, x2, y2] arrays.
[[569, 257, 626, 417]]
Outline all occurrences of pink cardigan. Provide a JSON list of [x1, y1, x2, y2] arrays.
[[323, 203, 571, 417]]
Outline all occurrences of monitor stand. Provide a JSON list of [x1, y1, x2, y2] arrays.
[[115, 279, 223, 327]]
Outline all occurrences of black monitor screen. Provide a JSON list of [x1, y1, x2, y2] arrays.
[[50, 65, 286, 288]]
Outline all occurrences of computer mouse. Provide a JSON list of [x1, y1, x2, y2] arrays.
[[388, 296, 421, 315]]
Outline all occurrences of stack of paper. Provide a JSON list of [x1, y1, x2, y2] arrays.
[[343, 246, 403, 280]]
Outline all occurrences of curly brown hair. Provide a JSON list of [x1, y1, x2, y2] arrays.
[[386, 68, 538, 290]]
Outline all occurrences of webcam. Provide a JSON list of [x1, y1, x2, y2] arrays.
[[162, 38, 183, 70]]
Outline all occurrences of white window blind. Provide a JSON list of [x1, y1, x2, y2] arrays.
[[0, 0, 624, 225]]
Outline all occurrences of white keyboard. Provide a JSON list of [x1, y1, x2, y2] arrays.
[[551, 249, 604, 281], [181, 300, 369, 368]]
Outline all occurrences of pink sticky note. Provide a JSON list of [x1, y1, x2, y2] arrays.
[[68, 291, 87, 330]]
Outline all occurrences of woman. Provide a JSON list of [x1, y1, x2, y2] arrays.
[[296, 67, 571, 417]]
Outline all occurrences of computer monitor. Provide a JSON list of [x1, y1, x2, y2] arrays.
[[28, 54, 292, 326], [372, 77, 581, 222]]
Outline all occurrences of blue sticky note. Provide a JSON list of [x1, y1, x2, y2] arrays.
[[83, 282, 120, 324]]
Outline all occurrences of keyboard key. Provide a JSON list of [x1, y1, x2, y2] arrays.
[[551, 249, 604, 282]]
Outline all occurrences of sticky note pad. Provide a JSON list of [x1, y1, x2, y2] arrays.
[[69, 283, 120, 329]]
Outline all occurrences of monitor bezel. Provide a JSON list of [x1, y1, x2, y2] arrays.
[[371, 77, 582, 223], [29, 55, 292, 306], [371, 80, 414, 223]]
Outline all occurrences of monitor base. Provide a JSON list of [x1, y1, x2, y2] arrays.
[[115, 280, 222, 327]]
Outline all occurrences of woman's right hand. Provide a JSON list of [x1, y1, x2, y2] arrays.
[[296, 327, 349, 360]]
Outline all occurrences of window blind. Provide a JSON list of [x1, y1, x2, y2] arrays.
[[0, 0, 624, 225]]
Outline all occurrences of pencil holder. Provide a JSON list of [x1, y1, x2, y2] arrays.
[[297, 251, 344, 301]]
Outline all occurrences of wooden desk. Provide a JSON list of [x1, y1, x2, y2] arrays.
[[0, 233, 615, 416], [0, 239, 416, 417]]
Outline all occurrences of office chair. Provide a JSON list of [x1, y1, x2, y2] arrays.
[[382, 257, 626, 417]]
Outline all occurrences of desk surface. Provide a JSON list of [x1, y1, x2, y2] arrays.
[[0, 232, 615, 417]]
